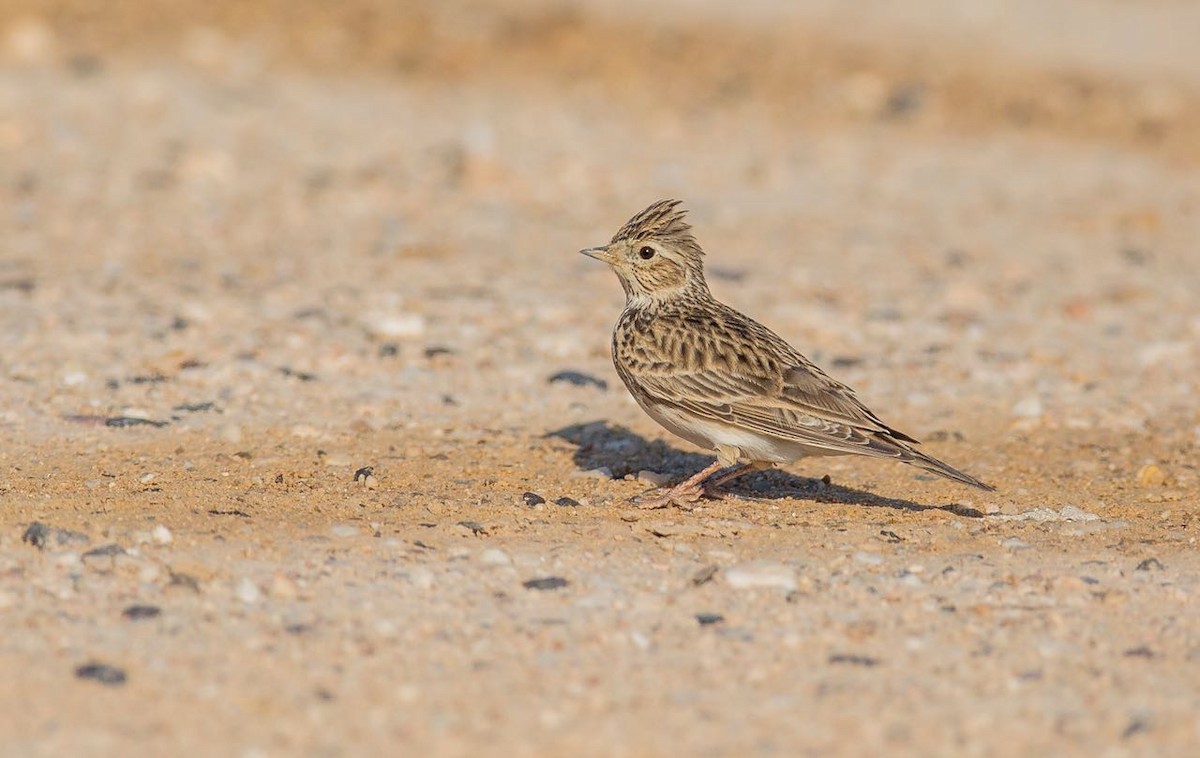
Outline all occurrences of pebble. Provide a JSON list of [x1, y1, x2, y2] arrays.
[[523, 576, 569, 591], [853, 551, 884, 566], [571, 467, 613, 480], [479, 548, 512, 567], [637, 470, 672, 487], [547, 371, 607, 390], [330, 524, 359, 538], [235, 577, 262, 604], [695, 613, 724, 626], [554, 497, 581, 508], [122, 604, 162, 621], [1011, 396, 1043, 418], [1001, 537, 1032, 550], [723, 561, 797, 592], [75, 663, 127, 686], [365, 312, 426, 339], [270, 572, 299, 599], [151, 525, 173, 545], [1136, 464, 1166, 487], [521, 492, 546, 506]]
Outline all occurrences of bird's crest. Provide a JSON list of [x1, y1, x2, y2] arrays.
[[610, 199, 703, 257]]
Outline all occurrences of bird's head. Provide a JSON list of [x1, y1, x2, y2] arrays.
[[581, 199, 709, 303]]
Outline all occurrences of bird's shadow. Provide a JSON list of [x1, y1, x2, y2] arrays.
[[547, 421, 983, 516]]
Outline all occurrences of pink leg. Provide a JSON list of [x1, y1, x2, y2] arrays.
[[634, 460, 725, 510], [701, 461, 772, 498]]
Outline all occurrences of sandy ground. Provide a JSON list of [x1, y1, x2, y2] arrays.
[[1, 1, 1199, 755]]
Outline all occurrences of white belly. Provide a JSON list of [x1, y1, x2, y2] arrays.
[[639, 400, 834, 464]]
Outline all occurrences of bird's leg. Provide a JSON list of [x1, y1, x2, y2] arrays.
[[634, 459, 725, 510], [701, 461, 772, 499]]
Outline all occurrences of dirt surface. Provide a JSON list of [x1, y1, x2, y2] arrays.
[[2, 1, 1199, 755]]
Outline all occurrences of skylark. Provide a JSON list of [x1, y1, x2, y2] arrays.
[[582, 199, 994, 508]]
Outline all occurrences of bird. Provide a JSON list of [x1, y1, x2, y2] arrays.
[[580, 199, 994, 508]]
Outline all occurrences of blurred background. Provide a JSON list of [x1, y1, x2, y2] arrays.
[[2, 0, 1197, 442]]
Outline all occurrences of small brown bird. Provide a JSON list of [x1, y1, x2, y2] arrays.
[[582, 199, 994, 508]]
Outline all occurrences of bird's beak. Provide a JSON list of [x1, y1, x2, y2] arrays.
[[580, 245, 616, 264]]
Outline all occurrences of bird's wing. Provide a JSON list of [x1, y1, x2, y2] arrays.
[[631, 359, 914, 456]]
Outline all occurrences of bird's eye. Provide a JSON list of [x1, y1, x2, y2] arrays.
[[638, 246, 656, 260]]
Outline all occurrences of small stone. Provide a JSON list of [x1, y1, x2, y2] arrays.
[[479, 548, 512, 567], [1011, 396, 1043, 418], [571, 467, 612, 480], [139, 472, 156, 484], [21, 522, 89, 550], [692, 564, 719, 586], [723, 561, 797, 592], [353, 466, 374, 483], [151, 525, 173, 544], [1136, 464, 1166, 487], [554, 497, 581, 508], [330, 524, 359, 538], [365, 312, 426, 339], [1001, 537, 1031, 550], [637, 470, 672, 487], [547, 371, 607, 390], [235, 577, 262, 604], [1135, 557, 1164, 572], [122, 605, 161, 621], [853, 551, 884, 566], [269, 572, 299, 599], [363, 475, 379, 490], [521, 492, 545, 506], [523, 576, 569, 591], [75, 663, 127, 686], [457, 521, 488, 536], [828, 654, 881, 667]]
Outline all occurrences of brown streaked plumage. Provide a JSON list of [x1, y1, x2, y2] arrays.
[[581, 199, 994, 508]]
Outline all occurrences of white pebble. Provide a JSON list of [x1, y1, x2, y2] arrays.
[[479, 548, 512, 567], [723, 561, 797, 591], [366, 313, 426, 339], [1011, 396, 1043, 418], [637, 470, 672, 487], [235, 577, 262, 604], [853, 551, 884, 566], [330, 524, 358, 538]]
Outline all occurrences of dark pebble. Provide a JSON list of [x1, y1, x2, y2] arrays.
[[378, 343, 400, 358], [1136, 558, 1165, 571], [75, 663, 127, 686], [457, 521, 488, 536], [105, 416, 169, 428], [173, 401, 217, 413], [424, 346, 455, 359], [695, 613, 724, 626], [828, 654, 881, 667], [523, 576, 568, 591], [521, 492, 546, 506], [547, 371, 607, 391], [1123, 646, 1154, 658], [20, 522, 87, 550], [82, 544, 125, 559], [207, 509, 251, 517], [879, 530, 903, 543], [278, 366, 317, 382], [353, 466, 374, 482], [554, 497, 581, 508], [122, 605, 162, 621]]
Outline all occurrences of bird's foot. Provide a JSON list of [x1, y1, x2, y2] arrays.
[[631, 481, 706, 510]]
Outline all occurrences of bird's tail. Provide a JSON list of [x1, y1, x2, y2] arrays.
[[901, 445, 995, 492], [867, 433, 995, 491]]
